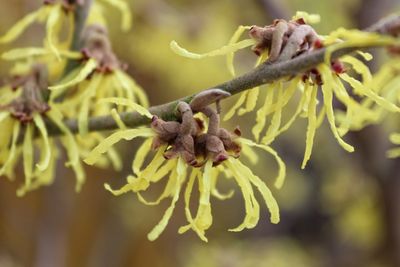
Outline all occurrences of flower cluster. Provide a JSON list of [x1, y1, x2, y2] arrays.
[[85, 89, 285, 241], [372, 56, 400, 158], [0, 0, 148, 194], [48, 24, 149, 135], [0, 64, 84, 196], [170, 11, 400, 168], [1, 3, 400, 243]]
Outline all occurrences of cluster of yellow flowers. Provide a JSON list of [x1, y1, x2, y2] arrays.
[[171, 11, 400, 168], [1, 4, 399, 242], [0, 0, 144, 195], [85, 93, 285, 241]]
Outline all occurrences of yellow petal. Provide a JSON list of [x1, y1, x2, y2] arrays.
[[0, 112, 10, 124], [179, 168, 208, 241], [137, 146, 165, 182], [226, 25, 252, 76], [239, 138, 286, 190], [252, 83, 276, 141], [187, 161, 213, 239], [292, 11, 321, 24], [33, 114, 51, 171], [356, 51, 373, 61], [241, 144, 258, 165], [211, 167, 234, 200], [137, 161, 177, 205], [0, 7, 48, 43], [319, 66, 354, 152], [170, 39, 256, 59], [238, 87, 259, 116], [1, 47, 82, 61], [109, 108, 126, 130], [49, 58, 98, 90], [46, 4, 63, 60], [275, 79, 308, 136], [0, 121, 20, 176], [324, 29, 396, 63], [340, 73, 400, 113], [389, 133, 400, 145], [18, 140, 58, 197], [105, 143, 122, 171], [261, 84, 284, 144], [147, 157, 186, 241], [78, 75, 103, 135], [84, 128, 154, 165], [148, 159, 177, 183], [226, 159, 260, 231], [109, 147, 167, 197], [341, 56, 372, 83], [47, 108, 85, 191], [235, 51, 269, 117], [104, 178, 146, 196], [23, 123, 34, 187], [132, 138, 152, 175], [387, 147, 400, 158], [99, 0, 132, 31], [111, 71, 134, 102], [115, 70, 149, 107], [98, 97, 152, 118], [87, 2, 108, 28], [301, 84, 318, 169], [236, 160, 280, 224], [223, 92, 247, 121]]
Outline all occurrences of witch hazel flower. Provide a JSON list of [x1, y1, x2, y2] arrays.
[[48, 24, 149, 135], [84, 89, 285, 241], [0, 0, 87, 59], [0, 64, 85, 196], [0, 0, 133, 64], [169, 11, 400, 168]]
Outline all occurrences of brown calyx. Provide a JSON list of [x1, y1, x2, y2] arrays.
[[2, 65, 50, 123], [150, 89, 241, 167], [80, 24, 125, 74], [249, 17, 349, 84]]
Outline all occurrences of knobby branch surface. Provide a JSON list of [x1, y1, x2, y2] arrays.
[[45, 14, 400, 136]]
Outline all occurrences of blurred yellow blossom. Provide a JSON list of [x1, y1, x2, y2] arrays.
[[48, 24, 149, 134], [0, 0, 77, 59], [0, 64, 85, 195]]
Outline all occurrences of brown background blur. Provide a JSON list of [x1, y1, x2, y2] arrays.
[[1, 0, 400, 266]]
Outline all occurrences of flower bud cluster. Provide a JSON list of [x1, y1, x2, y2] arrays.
[[151, 89, 241, 167]]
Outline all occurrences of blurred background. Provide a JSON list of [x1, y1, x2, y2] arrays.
[[1, 0, 400, 266]]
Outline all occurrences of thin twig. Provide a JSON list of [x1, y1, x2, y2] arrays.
[[62, 0, 93, 75], [44, 14, 400, 136]]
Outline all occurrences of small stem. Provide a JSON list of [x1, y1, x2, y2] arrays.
[[201, 107, 220, 136], [62, 0, 93, 76]]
